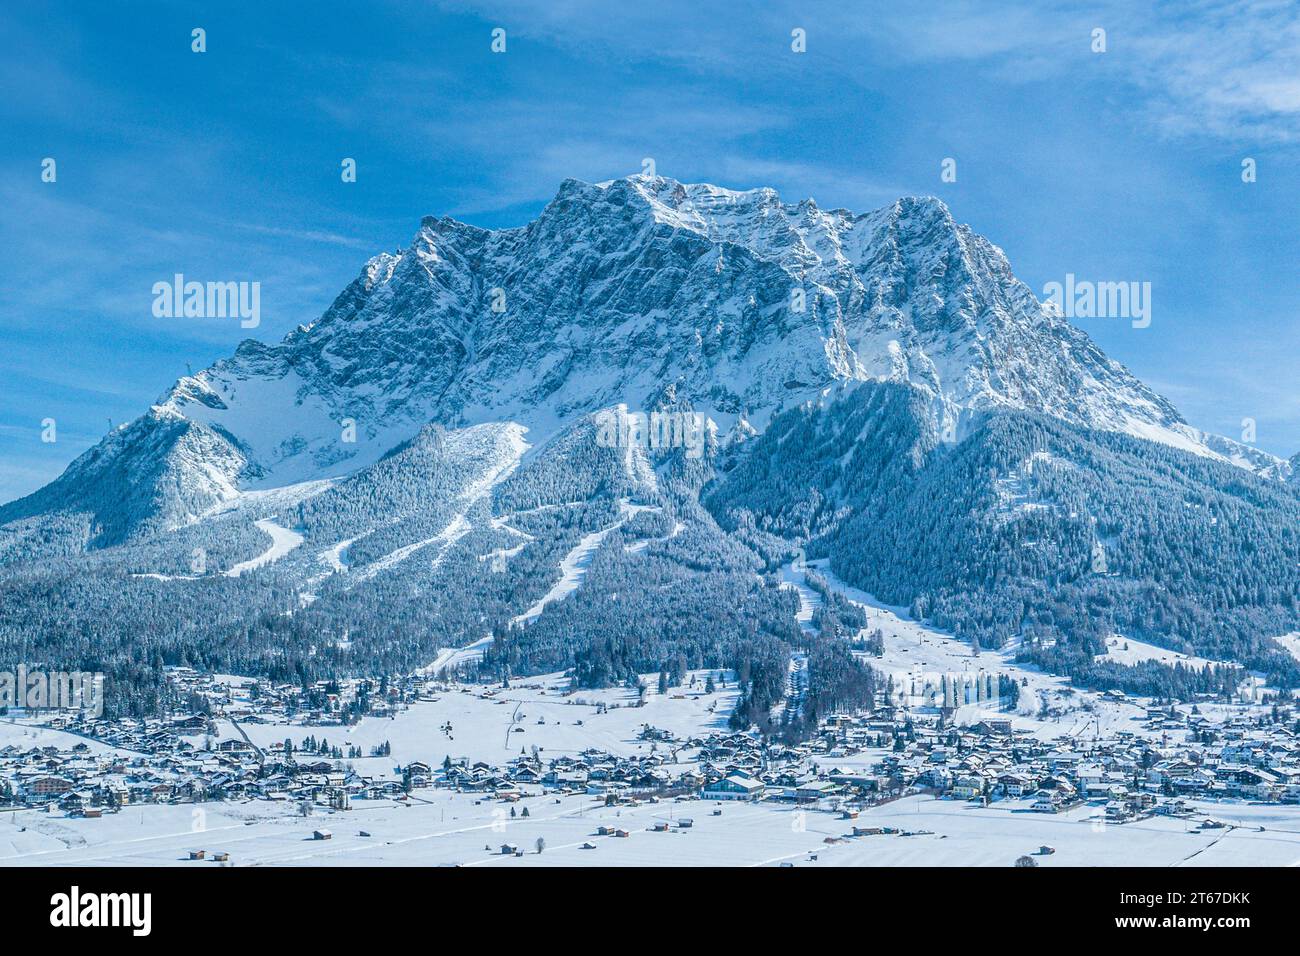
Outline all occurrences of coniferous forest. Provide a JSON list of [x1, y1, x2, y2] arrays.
[[2, 381, 1298, 725]]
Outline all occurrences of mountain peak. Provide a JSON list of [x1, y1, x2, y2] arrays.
[[11, 173, 1281, 533], [886, 194, 953, 219]]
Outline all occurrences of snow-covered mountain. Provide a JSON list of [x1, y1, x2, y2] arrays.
[[0, 406, 248, 547], [7, 175, 1282, 542], [3, 176, 1297, 715]]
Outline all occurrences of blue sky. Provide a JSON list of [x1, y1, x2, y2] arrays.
[[2, 0, 1298, 503]]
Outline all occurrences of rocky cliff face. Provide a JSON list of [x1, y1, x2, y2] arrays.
[[2, 175, 1283, 539], [3, 177, 1298, 704]]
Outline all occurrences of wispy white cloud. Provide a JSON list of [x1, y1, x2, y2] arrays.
[[435, 0, 1300, 144], [836, 0, 1300, 143], [224, 221, 379, 251]]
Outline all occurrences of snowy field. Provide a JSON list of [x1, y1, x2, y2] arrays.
[[1275, 633, 1300, 662], [806, 560, 1152, 741], [0, 720, 142, 759], [211, 670, 739, 771], [7, 565, 1294, 867], [7, 658, 1300, 866], [1094, 634, 1223, 670], [6, 791, 1300, 867]]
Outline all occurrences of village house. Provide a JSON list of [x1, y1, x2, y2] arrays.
[[703, 775, 765, 801]]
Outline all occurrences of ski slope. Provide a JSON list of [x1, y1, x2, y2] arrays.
[[511, 500, 659, 627], [1094, 634, 1225, 670], [778, 561, 822, 634], [349, 515, 471, 585], [224, 519, 304, 577], [1277, 633, 1300, 662], [804, 559, 1152, 739]]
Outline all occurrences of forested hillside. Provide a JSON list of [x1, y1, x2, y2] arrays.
[[706, 381, 1300, 693]]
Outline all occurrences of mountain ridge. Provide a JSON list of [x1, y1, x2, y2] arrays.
[[5, 175, 1285, 540], [1, 178, 1298, 718]]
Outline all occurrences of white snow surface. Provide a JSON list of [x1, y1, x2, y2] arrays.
[[778, 561, 823, 634], [43, 173, 1289, 542], [511, 500, 659, 627], [1094, 634, 1224, 671], [348, 515, 470, 586], [223, 519, 304, 577], [1274, 633, 1300, 662]]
